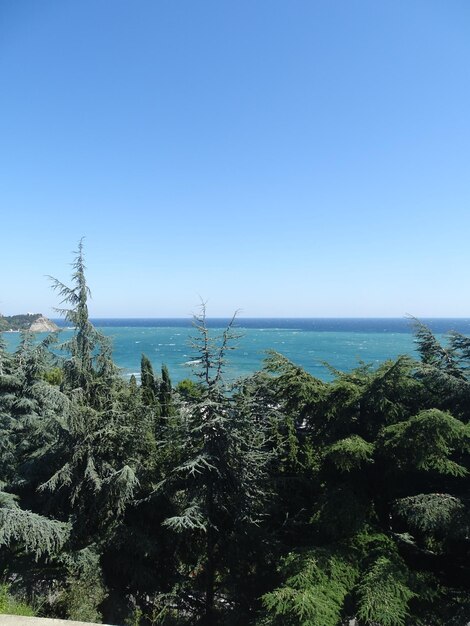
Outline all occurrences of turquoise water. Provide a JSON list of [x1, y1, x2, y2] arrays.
[[3, 318, 470, 382], [108, 325, 417, 381]]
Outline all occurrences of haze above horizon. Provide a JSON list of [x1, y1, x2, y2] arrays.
[[1, 1, 470, 318]]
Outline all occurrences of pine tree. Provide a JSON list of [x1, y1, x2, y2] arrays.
[[49, 238, 119, 405], [40, 242, 140, 545], [0, 332, 71, 607], [411, 318, 470, 418], [159, 307, 270, 625]]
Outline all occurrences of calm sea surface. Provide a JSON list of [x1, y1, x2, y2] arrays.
[[3, 318, 470, 383]]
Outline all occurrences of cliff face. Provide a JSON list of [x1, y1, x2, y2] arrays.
[[28, 315, 59, 332], [0, 314, 59, 332]]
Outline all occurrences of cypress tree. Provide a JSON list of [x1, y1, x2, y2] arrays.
[[159, 363, 175, 417], [140, 354, 158, 408]]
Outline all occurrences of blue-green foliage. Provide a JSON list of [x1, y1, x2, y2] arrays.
[[1, 250, 470, 625]]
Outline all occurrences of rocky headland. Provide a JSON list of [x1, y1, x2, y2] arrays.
[[0, 313, 59, 333]]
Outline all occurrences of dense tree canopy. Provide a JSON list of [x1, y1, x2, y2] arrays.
[[0, 247, 469, 625]]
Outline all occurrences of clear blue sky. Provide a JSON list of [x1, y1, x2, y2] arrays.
[[1, 1, 470, 317]]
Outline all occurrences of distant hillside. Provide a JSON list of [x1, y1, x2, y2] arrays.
[[0, 313, 59, 332]]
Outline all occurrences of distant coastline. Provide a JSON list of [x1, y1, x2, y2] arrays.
[[0, 314, 59, 333]]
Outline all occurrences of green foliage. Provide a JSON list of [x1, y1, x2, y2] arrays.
[[2, 254, 470, 626], [324, 435, 374, 472], [49, 239, 119, 403], [258, 325, 470, 625], [176, 378, 203, 402], [43, 366, 64, 386], [261, 549, 358, 626], [141, 354, 158, 407], [356, 556, 415, 626], [379, 408, 469, 476], [394, 493, 465, 536], [261, 533, 416, 626], [264, 350, 325, 427], [412, 318, 463, 377], [410, 319, 470, 418], [0, 314, 46, 332], [125, 604, 143, 626], [57, 548, 107, 622], [159, 307, 271, 624], [33, 243, 143, 554], [0, 503, 69, 559], [159, 364, 175, 416], [0, 583, 36, 616]]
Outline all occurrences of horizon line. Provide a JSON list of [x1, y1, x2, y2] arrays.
[[53, 315, 470, 320]]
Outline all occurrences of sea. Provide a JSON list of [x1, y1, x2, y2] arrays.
[[3, 318, 470, 383]]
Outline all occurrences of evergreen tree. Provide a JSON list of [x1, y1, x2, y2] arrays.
[[258, 340, 470, 626], [0, 332, 71, 613], [40, 243, 140, 547], [141, 354, 159, 408], [159, 364, 175, 417], [159, 307, 270, 625], [49, 238, 119, 405], [3, 247, 470, 626]]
